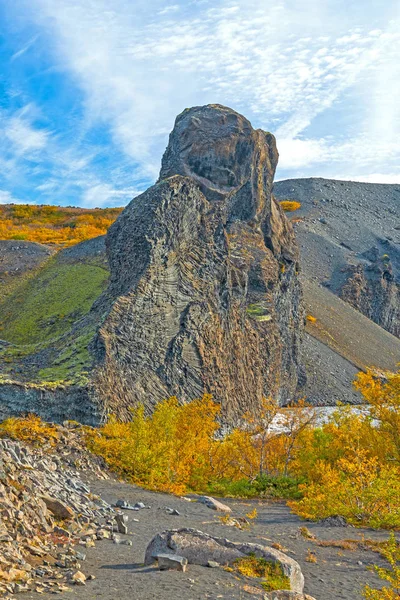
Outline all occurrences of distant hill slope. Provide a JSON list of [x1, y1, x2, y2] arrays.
[[303, 278, 400, 372], [0, 204, 122, 247], [274, 178, 400, 338]]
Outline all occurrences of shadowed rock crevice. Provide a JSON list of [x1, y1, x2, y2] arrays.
[[93, 105, 304, 421]]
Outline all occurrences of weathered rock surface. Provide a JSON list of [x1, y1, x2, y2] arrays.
[[0, 380, 101, 426], [144, 528, 304, 593], [196, 495, 232, 512], [156, 553, 188, 571], [340, 251, 400, 338], [94, 105, 303, 420]]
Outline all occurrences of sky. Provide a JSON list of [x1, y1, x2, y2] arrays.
[[0, 0, 399, 208]]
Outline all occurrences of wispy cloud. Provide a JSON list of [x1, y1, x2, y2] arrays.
[[25, 0, 400, 183], [11, 36, 39, 61], [0, 189, 29, 204], [5, 116, 49, 155], [82, 183, 143, 207]]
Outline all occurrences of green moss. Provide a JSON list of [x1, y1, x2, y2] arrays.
[[37, 329, 94, 385], [0, 258, 108, 345], [246, 303, 272, 322]]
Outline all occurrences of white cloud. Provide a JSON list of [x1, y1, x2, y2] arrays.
[[277, 138, 329, 170], [5, 116, 48, 155], [0, 189, 25, 204], [336, 173, 400, 185], [158, 4, 179, 15], [82, 183, 142, 207]]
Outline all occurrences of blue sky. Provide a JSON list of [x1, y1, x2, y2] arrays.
[[0, 0, 399, 208]]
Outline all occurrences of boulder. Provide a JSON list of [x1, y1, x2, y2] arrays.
[[156, 553, 188, 572], [197, 496, 232, 512], [94, 104, 304, 421], [145, 528, 304, 593], [40, 497, 75, 521]]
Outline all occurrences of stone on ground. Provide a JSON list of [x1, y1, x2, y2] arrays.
[[156, 554, 188, 572], [41, 496, 75, 520], [145, 528, 304, 593], [197, 496, 232, 512]]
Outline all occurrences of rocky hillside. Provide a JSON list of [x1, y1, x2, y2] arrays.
[[274, 178, 400, 337], [93, 104, 304, 421], [0, 424, 113, 596]]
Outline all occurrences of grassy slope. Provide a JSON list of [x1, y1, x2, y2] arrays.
[[0, 259, 108, 345], [0, 251, 109, 385]]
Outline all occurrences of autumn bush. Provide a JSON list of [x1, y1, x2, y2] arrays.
[[83, 368, 400, 530], [279, 200, 302, 212], [0, 204, 123, 246], [289, 370, 400, 528], [3, 368, 399, 531], [0, 414, 59, 447], [363, 533, 400, 599]]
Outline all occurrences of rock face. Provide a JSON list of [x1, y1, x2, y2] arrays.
[[340, 251, 400, 338], [94, 105, 303, 421], [0, 380, 102, 426]]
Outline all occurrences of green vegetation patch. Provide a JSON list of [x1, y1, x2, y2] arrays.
[[207, 475, 304, 500], [233, 554, 290, 592], [0, 258, 109, 345], [37, 328, 95, 385], [246, 303, 272, 322]]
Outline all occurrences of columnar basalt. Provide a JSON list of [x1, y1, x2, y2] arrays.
[[93, 105, 304, 422]]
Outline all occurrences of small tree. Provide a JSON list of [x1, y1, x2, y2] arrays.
[[355, 369, 400, 463]]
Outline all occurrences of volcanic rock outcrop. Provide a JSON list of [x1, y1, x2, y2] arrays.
[[340, 250, 400, 338], [92, 105, 303, 421]]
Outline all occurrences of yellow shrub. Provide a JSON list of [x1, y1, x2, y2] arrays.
[[280, 200, 302, 212], [0, 414, 59, 447], [0, 204, 123, 247]]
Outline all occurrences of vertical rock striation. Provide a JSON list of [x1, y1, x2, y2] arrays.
[[94, 105, 304, 422], [340, 249, 400, 338]]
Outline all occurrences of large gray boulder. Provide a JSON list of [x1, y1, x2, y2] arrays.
[[93, 104, 304, 421], [144, 528, 304, 594]]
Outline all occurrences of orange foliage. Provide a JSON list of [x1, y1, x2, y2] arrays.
[[0, 414, 59, 447], [279, 200, 302, 212], [0, 204, 123, 247]]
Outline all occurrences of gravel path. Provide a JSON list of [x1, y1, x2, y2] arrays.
[[23, 478, 390, 600]]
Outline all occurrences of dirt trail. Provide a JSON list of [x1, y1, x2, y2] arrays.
[[23, 477, 389, 600]]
